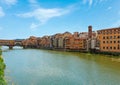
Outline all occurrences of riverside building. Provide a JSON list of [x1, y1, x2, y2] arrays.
[[97, 27, 120, 53]]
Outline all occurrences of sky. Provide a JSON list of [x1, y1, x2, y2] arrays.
[[0, 0, 120, 39]]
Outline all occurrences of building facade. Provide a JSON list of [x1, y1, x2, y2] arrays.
[[97, 27, 120, 53], [22, 36, 38, 48], [64, 32, 87, 51], [19, 26, 120, 54]]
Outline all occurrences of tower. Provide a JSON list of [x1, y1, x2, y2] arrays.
[[88, 25, 92, 39]]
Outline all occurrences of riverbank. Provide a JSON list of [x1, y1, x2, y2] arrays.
[[35, 47, 120, 57], [0, 49, 7, 85]]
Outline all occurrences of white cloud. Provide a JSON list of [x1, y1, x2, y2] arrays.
[[1, 0, 17, 5], [89, 0, 93, 6], [17, 7, 70, 24], [17, 3, 74, 30], [107, 6, 112, 10], [83, 0, 93, 6], [83, 0, 108, 6], [30, 23, 39, 30], [0, 7, 5, 17]]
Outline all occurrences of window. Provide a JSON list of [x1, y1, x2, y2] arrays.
[[110, 47, 112, 49], [106, 47, 108, 49], [118, 41, 120, 43], [103, 36, 105, 39], [118, 46, 120, 49], [103, 47, 105, 49], [114, 41, 116, 43], [103, 41, 105, 43], [114, 47, 116, 50], [106, 36, 109, 39], [118, 36, 120, 39]]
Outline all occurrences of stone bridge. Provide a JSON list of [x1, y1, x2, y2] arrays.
[[0, 39, 24, 49]]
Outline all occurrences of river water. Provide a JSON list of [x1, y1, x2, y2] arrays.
[[2, 47, 120, 85]]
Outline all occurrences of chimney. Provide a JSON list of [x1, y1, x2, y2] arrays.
[[88, 25, 92, 39]]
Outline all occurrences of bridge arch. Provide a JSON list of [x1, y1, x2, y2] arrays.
[[15, 42, 22, 46]]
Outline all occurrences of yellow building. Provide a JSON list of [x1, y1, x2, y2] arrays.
[[97, 27, 120, 53]]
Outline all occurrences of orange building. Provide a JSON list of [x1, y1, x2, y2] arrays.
[[64, 37, 70, 49], [97, 27, 120, 53], [38, 36, 51, 48], [64, 32, 87, 50], [22, 36, 38, 48], [69, 38, 86, 50]]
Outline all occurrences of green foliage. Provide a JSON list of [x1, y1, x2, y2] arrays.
[[0, 50, 2, 55], [0, 78, 7, 85], [0, 49, 7, 85]]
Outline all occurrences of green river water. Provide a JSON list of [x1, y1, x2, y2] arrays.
[[2, 47, 120, 85]]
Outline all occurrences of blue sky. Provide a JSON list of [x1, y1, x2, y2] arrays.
[[0, 0, 120, 39]]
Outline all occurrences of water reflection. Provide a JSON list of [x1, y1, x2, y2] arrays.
[[2, 49, 120, 85]]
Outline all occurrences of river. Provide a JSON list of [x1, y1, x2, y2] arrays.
[[2, 47, 120, 85]]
